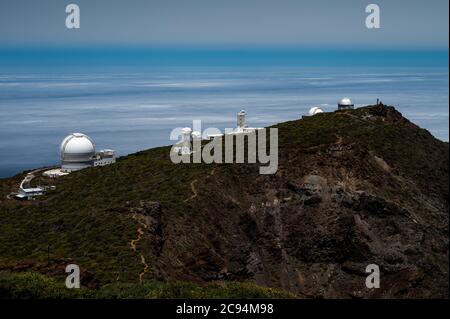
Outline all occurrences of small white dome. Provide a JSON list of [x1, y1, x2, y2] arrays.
[[60, 133, 95, 161], [191, 131, 202, 140], [338, 97, 353, 106], [181, 127, 192, 134], [308, 107, 324, 116], [238, 110, 246, 115]]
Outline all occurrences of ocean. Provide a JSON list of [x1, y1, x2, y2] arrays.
[[0, 49, 448, 178]]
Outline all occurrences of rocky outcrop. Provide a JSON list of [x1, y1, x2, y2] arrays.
[[152, 105, 448, 298]]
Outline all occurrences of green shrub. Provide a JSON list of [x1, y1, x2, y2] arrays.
[[0, 272, 91, 299], [0, 272, 295, 299], [146, 281, 296, 299]]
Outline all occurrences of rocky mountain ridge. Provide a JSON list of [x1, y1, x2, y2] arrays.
[[0, 104, 448, 298]]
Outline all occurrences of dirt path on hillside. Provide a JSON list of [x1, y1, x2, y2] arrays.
[[129, 216, 151, 284], [184, 168, 217, 202]]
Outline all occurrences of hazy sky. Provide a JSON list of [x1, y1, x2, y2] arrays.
[[0, 0, 448, 48]]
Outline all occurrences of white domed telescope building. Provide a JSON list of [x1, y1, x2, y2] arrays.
[[308, 106, 324, 116], [60, 133, 97, 172], [60, 133, 116, 172], [338, 97, 354, 110], [44, 133, 116, 177]]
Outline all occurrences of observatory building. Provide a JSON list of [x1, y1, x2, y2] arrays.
[[43, 133, 116, 177], [172, 127, 198, 155], [338, 97, 354, 110], [233, 110, 262, 134], [60, 133, 97, 172], [302, 106, 324, 119], [235, 110, 247, 133], [93, 149, 116, 167], [308, 106, 324, 116], [60, 133, 116, 172], [180, 127, 193, 155], [206, 109, 262, 139]]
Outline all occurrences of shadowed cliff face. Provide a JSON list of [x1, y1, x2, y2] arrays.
[[0, 105, 448, 298], [145, 105, 449, 298]]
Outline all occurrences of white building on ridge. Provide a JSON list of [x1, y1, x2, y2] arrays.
[[233, 110, 262, 134], [43, 133, 116, 177], [93, 149, 116, 167], [338, 97, 354, 110], [308, 106, 324, 116], [180, 127, 193, 155], [16, 187, 44, 200], [60, 133, 97, 172], [205, 109, 263, 140]]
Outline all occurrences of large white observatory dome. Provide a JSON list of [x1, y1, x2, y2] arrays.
[[60, 133, 96, 172], [338, 97, 354, 110], [308, 106, 324, 116]]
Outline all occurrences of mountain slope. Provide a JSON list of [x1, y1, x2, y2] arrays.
[[0, 104, 448, 298]]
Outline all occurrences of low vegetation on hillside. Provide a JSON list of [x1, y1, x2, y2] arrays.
[[0, 105, 448, 298]]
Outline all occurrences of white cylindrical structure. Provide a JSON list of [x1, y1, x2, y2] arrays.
[[181, 127, 192, 155], [60, 133, 96, 172], [237, 110, 247, 131]]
